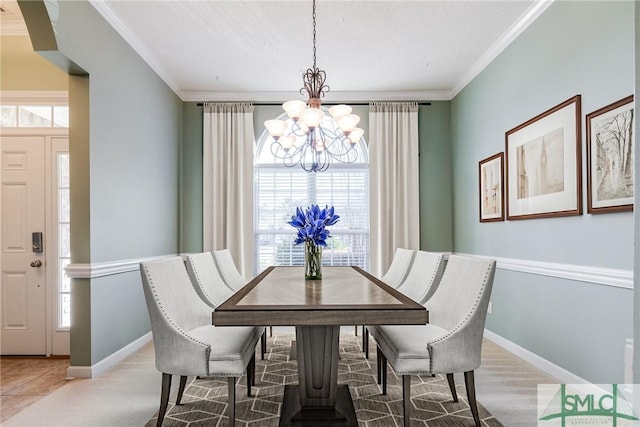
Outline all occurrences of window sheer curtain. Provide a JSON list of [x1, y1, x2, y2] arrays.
[[203, 102, 255, 278], [369, 102, 420, 276]]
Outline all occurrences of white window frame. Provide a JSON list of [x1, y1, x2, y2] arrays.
[[254, 112, 370, 274]]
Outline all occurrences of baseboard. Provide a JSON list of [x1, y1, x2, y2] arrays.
[[484, 329, 589, 385], [66, 332, 152, 379]]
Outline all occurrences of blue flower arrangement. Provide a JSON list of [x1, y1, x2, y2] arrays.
[[288, 204, 340, 247], [289, 205, 340, 279]]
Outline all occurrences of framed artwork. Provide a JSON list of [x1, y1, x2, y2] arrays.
[[505, 95, 582, 220], [479, 152, 504, 222], [586, 95, 634, 213]]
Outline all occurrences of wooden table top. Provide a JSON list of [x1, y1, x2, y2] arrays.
[[213, 266, 428, 326]]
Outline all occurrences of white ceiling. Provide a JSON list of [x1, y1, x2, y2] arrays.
[[4, 0, 553, 102]]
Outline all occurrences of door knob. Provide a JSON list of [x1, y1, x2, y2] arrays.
[[30, 260, 42, 268]]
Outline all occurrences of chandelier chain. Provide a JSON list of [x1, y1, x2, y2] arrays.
[[312, 0, 317, 69]]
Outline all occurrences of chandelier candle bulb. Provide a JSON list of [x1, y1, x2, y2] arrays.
[[279, 135, 296, 151], [335, 114, 360, 133], [348, 128, 365, 144], [329, 104, 352, 118], [283, 100, 306, 120], [264, 119, 287, 138], [300, 108, 325, 129]]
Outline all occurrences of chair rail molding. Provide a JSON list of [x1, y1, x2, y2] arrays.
[[455, 253, 632, 290], [65, 255, 176, 279]]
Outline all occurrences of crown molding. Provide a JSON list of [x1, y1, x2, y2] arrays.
[[90, 0, 551, 103], [0, 20, 28, 36], [180, 90, 450, 103], [88, 0, 182, 97], [0, 90, 68, 102], [449, 0, 554, 99]]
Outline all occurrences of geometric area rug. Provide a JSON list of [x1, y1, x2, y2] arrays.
[[146, 332, 503, 427]]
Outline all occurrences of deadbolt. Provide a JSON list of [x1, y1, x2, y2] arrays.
[[30, 260, 42, 268]]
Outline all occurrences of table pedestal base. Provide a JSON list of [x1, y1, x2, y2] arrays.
[[279, 385, 357, 427]]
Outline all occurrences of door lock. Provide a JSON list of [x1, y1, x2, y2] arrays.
[[30, 260, 42, 268]]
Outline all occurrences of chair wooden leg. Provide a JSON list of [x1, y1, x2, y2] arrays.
[[464, 370, 481, 427], [228, 377, 237, 426], [176, 375, 188, 405], [402, 375, 411, 427], [269, 325, 273, 337], [354, 325, 358, 336], [381, 353, 388, 395], [362, 326, 366, 352], [157, 373, 172, 427], [376, 346, 382, 384], [446, 373, 458, 402], [261, 330, 267, 360], [364, 328, 369, 359], [247, 353, 256, 397]]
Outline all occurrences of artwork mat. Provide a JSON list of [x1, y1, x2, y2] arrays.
[[479, 152, 504, 222], [586, 95, 634, 213], [505, 95, 582, 220]]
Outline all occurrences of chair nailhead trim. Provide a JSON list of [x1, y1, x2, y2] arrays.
[[143, 263, 211, 376]]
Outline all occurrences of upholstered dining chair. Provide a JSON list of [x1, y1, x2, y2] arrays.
[[358, 248, 417, 348], [212, 249, 275, 337], [212, 249, 247, 291], [364, 250, 445, 358], [140, 256, 262, 427], [185, 252, 267, 359], [395, 250, 446, 304], [370, 255, 496, 427], [381, 247, 416, 288]]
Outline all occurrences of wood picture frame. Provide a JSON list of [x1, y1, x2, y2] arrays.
[[479, 152, 504, 222], [586, 95, 634, 214], [505, 95, 582, 220]]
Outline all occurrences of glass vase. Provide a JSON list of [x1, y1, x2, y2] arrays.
[[304, 241, 322, 280]]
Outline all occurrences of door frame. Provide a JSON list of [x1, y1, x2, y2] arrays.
[[1, 90, 69, 355]]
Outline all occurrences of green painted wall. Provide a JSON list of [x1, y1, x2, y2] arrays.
[[451, 1, 634, 383], [419, 102, 452, 252], [0, 35, 67, 90], [180, 102, 203, 253], [22, 0, 182, 366], [181, 103, 453, 258]]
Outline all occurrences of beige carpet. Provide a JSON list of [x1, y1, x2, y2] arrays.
[[147, 332, 503, 427], [2, 327, 557, 426]]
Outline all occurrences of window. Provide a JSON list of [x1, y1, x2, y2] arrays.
[[0, 104, 69, 128], [57, 153, 71, 329], [254, 111, 370, 274]]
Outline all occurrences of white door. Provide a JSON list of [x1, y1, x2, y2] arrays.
[[1, 136, 47, 355]]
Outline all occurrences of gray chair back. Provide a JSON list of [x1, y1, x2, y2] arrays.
[[381, 248, 415, 288], [212, 249, 247, 291], [426, 254, 496, 373], [185, 252, 234, 308], [396, 251, 445, 304], [139, 257, 212, 374], [427, 255, 496, 332]]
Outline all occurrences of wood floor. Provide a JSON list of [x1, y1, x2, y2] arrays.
[[0, 357, 74, 422]]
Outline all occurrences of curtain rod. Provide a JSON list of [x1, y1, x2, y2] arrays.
[[196, 102, 432, 106]]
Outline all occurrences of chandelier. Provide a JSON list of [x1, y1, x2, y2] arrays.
[[264, 0, 363, 173]]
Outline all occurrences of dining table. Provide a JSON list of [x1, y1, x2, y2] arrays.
[[213, 265, 428, 426]]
